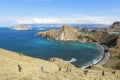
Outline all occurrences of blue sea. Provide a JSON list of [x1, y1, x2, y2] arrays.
[[0, 27, 103, 67]]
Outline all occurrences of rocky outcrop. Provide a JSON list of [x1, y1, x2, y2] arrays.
[[37, 25, 82, 41], [12, 25, 31, 30], [88, 30, 109, 43], [75, 26, 89, 32], [37, 23, 120, 48], [107, 21, 120, 32], [37, 25, 119, 44]]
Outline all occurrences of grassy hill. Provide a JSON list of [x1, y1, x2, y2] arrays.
[[0, 48, 120, 80]]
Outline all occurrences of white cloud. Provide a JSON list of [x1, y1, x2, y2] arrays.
[[15, 16, 120, 25]]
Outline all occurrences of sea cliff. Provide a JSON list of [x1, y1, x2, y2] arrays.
[[37, 22, 120, 70], [37, 25, 117, 44]]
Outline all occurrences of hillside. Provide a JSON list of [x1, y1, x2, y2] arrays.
[[0, 48, 120, 80], [107, 21, 120, 32], [37, 25, 81, 41]]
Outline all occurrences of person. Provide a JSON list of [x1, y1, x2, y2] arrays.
[[18, 65, 22, 72], [84, 70, 88, 75], [112, 70, 116, 74], [102, 70, 105, 76], [66, 67, 71, 73], [40, 65, 44, 72], [59, 67, 61, 71], [69, 68, 71, 72], [66, 67, 69, 72]]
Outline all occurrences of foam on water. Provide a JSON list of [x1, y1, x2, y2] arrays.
[[69, 58, 77, 63]]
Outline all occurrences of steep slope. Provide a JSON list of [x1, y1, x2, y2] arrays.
[[107, 21, 120, 32], [37, 25, 81, 41], [88, 30, 119, 46], [0, 49, 120, 80]]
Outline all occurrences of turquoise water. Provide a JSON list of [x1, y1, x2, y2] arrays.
[[109, 32, 120, 35], [0, 27, 103, 67]]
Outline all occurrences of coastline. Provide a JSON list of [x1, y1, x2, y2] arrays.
[[81, 42, 110, 69]]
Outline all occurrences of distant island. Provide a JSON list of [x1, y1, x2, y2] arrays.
[[38, 27, 45, 30], [11, 25, 32, 30]]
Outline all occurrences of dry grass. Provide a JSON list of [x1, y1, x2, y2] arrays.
[[103, 47, 120, 69], [0, 48, 120, 80]]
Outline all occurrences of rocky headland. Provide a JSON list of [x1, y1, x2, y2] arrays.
[[11, 25, 31, 30], [37, 25, 82, 41], [37, 24, 118, 45], [107, 21, 120, 32], [37, 22, 120, 70]]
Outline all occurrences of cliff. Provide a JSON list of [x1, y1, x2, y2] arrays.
[[12, 25, 31, 30], [37, 25, 118, 44], [0, 48, 120, 80], [88, 30, 119, 46], [37, 25, 82, 41], [107, 21, 120, 32]]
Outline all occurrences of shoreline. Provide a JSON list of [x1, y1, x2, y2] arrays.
[[81, 43, 110, 69]]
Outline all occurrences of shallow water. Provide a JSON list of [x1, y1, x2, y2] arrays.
[[0, 27, 103, 67], [109, 32, 120, 35]]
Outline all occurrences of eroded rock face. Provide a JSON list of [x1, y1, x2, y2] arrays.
[[88, 30, 111, 43], [88, 30, 119, 47], [107, 21, 120, 32], [37, 25, 81, 41], [37, 24, 119, 46]]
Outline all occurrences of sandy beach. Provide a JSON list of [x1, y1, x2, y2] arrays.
[[82, 43, 110, 68]]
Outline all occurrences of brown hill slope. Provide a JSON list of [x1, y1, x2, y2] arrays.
[[0, 48, 120, 80], [37, 25, 81, 41], [107, 21, 120, 32]]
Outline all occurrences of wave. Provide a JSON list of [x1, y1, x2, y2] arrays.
[[69, 58, 77, 63]]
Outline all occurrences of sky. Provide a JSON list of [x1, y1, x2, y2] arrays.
[[0, 0, 120, 26]]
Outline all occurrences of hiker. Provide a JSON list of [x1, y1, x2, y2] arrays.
[[66, 67, 69, 72], [84, 70, 88, 75], [102, 70, 105, 76], [59, 67, 61, 71], [112, 70, 116, 74], [18, 65, 22, 72], [66, 67, 71, 72], [40, 65, 44, 72], [69, 68, 71, 72]]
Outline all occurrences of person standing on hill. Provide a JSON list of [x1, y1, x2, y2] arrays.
[[18, 65, 22, 72], [40, 65, 44, 72], [84, 70, 88, 75], [102, 70, 105, 76], [59, 67, 61, 71]]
